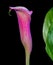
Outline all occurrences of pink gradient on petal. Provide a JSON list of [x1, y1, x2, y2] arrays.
[[9, 6, 33, 53]]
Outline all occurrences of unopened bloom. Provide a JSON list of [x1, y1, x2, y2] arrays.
[[9, 6, 33, 65]]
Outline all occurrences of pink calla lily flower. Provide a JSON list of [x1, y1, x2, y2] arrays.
[[9, 6, 33, 65]]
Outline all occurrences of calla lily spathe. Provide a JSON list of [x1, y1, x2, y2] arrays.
[[9, 6, 33, 65]]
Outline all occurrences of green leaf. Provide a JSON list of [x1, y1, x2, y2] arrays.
[[43, 7, 53, 61]]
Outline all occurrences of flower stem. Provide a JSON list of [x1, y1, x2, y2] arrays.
[[25, 51, 30, 65]]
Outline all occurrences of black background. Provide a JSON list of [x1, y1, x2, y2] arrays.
[[0, 0, 53, 65]]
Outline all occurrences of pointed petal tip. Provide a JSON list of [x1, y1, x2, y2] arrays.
[[29, 11, 33, 15], [9, 7, 14, 10]]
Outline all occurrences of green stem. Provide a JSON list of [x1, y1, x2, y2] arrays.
[[25, 51, 30, 65]]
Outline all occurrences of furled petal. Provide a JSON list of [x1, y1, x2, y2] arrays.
[[9, 6, 33, 54], [9, 6, 33, 65]]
